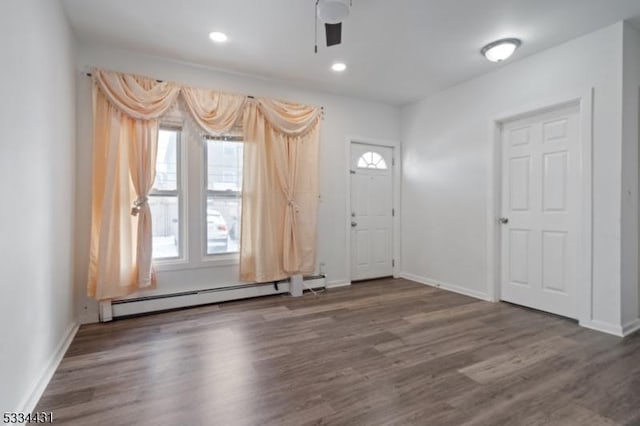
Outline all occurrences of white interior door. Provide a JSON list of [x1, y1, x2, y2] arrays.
[[350, 143, 394, 281], [500, 104, 580, 319]]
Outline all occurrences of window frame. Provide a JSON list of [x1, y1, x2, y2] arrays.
[[202, 135, 244, 258], [149, 125, 187, 265]]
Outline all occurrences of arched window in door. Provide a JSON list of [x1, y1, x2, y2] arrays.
[[357, 151, 388, 170]]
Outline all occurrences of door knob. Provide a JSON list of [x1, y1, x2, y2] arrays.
[[351, 221, 358, 227], [499, 217, 509, 224]]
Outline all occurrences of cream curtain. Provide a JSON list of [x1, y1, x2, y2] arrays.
[[88, 69, 321, 299], [240, 99, 321, 282], [182, 87, 246, 134], [88, 70, 179, 300]]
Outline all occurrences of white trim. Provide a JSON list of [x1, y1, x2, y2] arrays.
[[99, 300, 113, 322], [578, 89, 594, 325], [579, 319, 624, 337], [622, 318, 640, 337], [16, 321, 79, 412], [150, 125, 188, 268], [326, 280, 351, 288], [400, 272, 493, 302], [486, 119, 502, 302], [155, 254, 239, 272], [345, 136, 402, 282], [400, 270, 634, 338], [290, 274, 303, 297], [487, 89, 594, 325]]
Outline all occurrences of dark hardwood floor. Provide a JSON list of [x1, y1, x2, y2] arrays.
[[37, 279, 640, 425]]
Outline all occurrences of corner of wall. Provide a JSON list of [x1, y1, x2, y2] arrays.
[[399, 272, 493, 302], [16, 322, 80, 412], [0, 0, 81, 411], [620, 21, 640, 326]]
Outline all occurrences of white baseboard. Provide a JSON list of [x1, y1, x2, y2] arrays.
[[399, 272, 493, 302], [400, 273, 640, 339], [578, 318, 640, 337], [579, 319, 624, 337], [622, 318, 640, 336], [17, 320, 79, 412], [326, 280, 351, 289]]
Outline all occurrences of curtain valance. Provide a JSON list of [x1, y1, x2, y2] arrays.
[[93, 69, 180, 120], [181, 87, 247, 134], [255, 98, 322, 138], [88, 69, 321, 300], [92, 69, 321, 136]]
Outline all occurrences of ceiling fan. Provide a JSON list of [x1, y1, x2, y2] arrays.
[[314, 0, 352, 53]]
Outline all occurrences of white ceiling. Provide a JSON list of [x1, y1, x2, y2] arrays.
[[61, 0, 640, 105]]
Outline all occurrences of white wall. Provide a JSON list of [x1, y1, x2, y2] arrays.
[[0, 0, 77, 411], [622, 22, 640, 327], [400, 23, 627, 330], [74, 45, 400, 322]]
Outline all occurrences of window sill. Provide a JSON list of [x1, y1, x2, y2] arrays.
[[152, 253, 240, 273], [201, 253, 240, 267], [153, 257, 190, 272]]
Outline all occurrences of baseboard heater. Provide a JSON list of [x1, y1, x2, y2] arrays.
[[102, 275, 326, 321]]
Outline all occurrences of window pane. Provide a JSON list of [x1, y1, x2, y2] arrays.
[[150, 196, 179, 259], [154, 129, 178, 191], [206, 195, 241, 255], [357, 151, 388, 170], [207, 140, 243, 191]]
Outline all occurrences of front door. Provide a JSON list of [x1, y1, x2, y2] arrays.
[[500, 104, 580, 319], [350, 143, 394, 281]]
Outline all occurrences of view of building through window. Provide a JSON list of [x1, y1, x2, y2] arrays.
[[206, 138, 243, 255], [149, 131, 243, 260], [150, 128, 180, 259]]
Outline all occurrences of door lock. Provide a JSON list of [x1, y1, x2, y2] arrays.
[[499, 217, 509, 224]]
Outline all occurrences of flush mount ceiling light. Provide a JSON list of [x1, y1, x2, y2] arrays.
[[481, 38, 521, 62], [331, 62, 347, 72], [209, 31, 228, 43]]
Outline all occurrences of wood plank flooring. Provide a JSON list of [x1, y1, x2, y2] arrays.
[[37, 279, 640, 425]]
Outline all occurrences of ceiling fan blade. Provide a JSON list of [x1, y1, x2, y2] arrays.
[[325, 22, 342, 47]]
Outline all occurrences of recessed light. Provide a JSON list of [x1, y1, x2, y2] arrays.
[[481, 38, 521, 62], [331, 62, 347, 72], [209, 31, 228, 43]]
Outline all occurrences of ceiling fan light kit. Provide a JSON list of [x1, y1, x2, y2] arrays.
[[315, 0, 351, 52], [317, 0, 350, 23]]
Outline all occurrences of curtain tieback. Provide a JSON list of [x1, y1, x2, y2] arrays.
[[287, 198, 300, 213], [131, 196, 149, 216]]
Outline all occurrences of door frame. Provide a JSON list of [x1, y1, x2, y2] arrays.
[[487, 89, 594, 326], [345, 136, 402, 285]]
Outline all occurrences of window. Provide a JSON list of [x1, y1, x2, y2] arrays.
[[205, 137, 243, 255], [149, 128, 182, 259], [357, 151, 388, 170]]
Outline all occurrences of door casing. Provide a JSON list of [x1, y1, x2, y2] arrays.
[[487, 90, 594, 327], [345, 137, 401, 285]]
